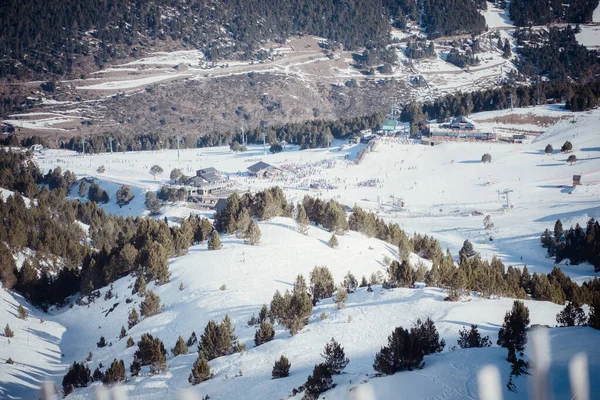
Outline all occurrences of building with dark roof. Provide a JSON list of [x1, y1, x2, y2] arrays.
[[450, 116, 476, 130], [247, 161, 282, 178], [183, 167, 228, 195]]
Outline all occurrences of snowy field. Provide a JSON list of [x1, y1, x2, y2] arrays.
[[1, 106, 600, 399], [33, 105, 600, 282]]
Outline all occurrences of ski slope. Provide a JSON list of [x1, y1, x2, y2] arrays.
[[34, 106, 600, 282], [2, 105, 600, 399], [2, 218, 598, 399]]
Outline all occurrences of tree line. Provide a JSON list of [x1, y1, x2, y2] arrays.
[[509, 0, 599, 26], [541, 218, 600, 272]]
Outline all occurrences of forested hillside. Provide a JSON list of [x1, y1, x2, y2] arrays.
[[509, 0, 600, 26], [0, 0, 392, 80]]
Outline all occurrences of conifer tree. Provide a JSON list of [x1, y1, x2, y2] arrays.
[[328, 233, 339, 248], [335, 285, 348, 309], [119, 326, 127, 339], [207, 230, 222, 250], [102, 359, 126, 384], [172, 336, 189, 356], [97, 336, 107, 348], [304, 363, 333, 399], [544, 144, 553, 155], [373, 326, 424, 375], [590, 297, 600, 330], [459, 239, 475, 258], [62, 361, 91, 395], [258, 304, 269, 323], [4, 323, 14, 338], [556, 301, 587, 327], [254, 320, 275, 346], [140, 290, 161, 317], [17, 304, 28, 320], [497, 300, 530, 362], [309, 266, 335, 305], [244, 219, 261, 245], [134, 333, 167, 374], [321, 338, 349, 374], [128, 307, 139, 329], [133, 273, 147, 296], [457, 325, 492, 348], [235, 208, 251, 238], [189, 355, 212, 385], [296, 204, 310, 235], [413, 318, 445, 355], [198, 320, 231, 360], [78, 179, 88, 197], [187, 332, 198, 347], [343, 271, 358, 293], [127, 337, 135, 348], [272, 355, 291, 379]]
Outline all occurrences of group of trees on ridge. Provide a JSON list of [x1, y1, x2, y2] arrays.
[[541, 218, 600, 272]]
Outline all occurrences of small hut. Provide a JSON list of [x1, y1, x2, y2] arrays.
[[572, 175, 581, 186]]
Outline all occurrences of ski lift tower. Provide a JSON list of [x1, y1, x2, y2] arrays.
[[175, 136, 183, 162], [502, 189, 514, 210]]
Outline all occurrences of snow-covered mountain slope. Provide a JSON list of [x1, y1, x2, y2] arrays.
[[2, 105, 600, 399], [35, 106, 600, 282], [0, 288, 67, 399], [1, 217, 598, 399]]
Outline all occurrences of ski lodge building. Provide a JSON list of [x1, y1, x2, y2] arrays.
[[247, 161, 283, 178]]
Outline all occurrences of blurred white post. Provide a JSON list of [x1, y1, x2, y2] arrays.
[[569, 353, 589, 400], [530, 327, 551, 400], [478, 365, 502, 400]]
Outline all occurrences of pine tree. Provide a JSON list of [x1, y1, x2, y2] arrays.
[[172, 336, 189, 356], [254, 321, 275, 346], [309, 266, 335, 305], [187, 332, 198, 347], [321, 338, 349, 374], [561, 141, 573, 153], [413, 318, 445, 355], [296, 204, 310, 235], [119, 326, 127, 339], [102, 359, 126, 384], [207, 230, 222, 250], [97, 336, 107, 348], [544, 144, 553, 155], [556, 301, 587, 327], [17, 304, 28, 320], [130, 356, 142, 376], [78, 179, 88, 197], [303, 363, 333, 400], [335, 286, 347, 309], [567, 154, 577, 165], [590, 297, 600, 330], [258, 304, 269, 323], [272, 355, 291, 379], [244, 219, 261, 245], [343, 271, 358, 293], [481, 153, 492, 163], [62, 361, 91, 395], [235, 208, 250, 238], [497, 300, 530, 362], [189, 355, 212, 385], [140, 290, 161, 317], [134, 333, 167, 374], [4, 323, 14, 338], [373, 326, 424, 375], [133, 273, 147, 296], [127, 337, 135, 348], [198, 320, 231, 360], [459, 239, 475, 258], [328, 233, 339, 248], [128, 307, 139, 329], [457, 325, 492, 348]]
